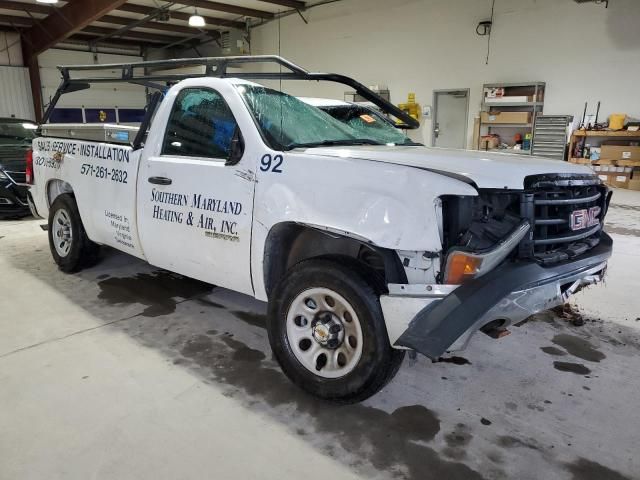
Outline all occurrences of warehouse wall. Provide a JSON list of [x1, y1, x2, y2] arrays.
[[0, 66, 34, 120], [39, 49, 146, 111], [0, 32, 33, 120], [251, 0, 640, 147], [0, 31, 23, 66]]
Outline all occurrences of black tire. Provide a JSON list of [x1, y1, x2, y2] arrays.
[[268, 258, 405, 403], [48, 194, 100, 273]]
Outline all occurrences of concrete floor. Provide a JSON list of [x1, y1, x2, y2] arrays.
[[1, 188, 639, 480]]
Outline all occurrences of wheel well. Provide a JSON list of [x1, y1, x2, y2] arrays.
[[47, 179, 74, 207], [263, 222, 406, 298]]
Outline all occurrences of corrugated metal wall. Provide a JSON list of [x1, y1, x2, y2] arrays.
[[0, 66, 35, 120]]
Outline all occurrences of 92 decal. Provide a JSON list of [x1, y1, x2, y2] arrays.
[[259, 154, 284, 173]]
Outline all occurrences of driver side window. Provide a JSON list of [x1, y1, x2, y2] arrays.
[[162, 88, 238, 159]]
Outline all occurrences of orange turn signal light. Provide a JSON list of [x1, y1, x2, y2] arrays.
[[445, 252, 482, 285]]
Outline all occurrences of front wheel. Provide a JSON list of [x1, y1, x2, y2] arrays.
[[48, 194, 100, 273], [268, 259, 405, 403]]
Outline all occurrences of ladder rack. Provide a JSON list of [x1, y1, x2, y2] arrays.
[[44, 55, 419, 129]]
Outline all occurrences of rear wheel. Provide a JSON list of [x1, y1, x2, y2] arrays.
[[268, 259, 405, 403], [48, 194, 100, 273]]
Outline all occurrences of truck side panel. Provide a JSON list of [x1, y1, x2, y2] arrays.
[[31, 138, 145, 259], [250, 152, 478, 301]]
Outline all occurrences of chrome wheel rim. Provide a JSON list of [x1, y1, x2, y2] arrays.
[[52, 208, 73, 257], [286, 287, 363, 379]]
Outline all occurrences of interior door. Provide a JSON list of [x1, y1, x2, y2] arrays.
[[432, 90, 469, 149], [136, 87, 255, 296]]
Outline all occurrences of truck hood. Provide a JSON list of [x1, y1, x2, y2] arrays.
[[301, 145, 594, 189]]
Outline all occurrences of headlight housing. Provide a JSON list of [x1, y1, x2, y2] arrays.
[[444, 221, 530, 284]]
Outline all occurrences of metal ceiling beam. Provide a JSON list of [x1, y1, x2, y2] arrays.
[[0, 0, 52, 16], [116, 3, 244, 30], [21, 0, 128, 55], [0, 13, 32, 27], [0, 14, 178, 45], [257, 0, 306, 9], [66, 34, 150, 50], [174, 1, 274, 19], [82, 25, 179, 44], [99, 14, 200, 35]]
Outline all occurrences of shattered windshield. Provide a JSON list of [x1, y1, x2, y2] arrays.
[[237, 85, 415, 151], [319, 105, 415, 145]]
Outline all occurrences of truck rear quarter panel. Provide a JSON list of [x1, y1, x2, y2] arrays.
[[31, 137, 145, 259]]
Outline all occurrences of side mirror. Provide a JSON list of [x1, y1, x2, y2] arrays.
[[226, 126, 244, 166]]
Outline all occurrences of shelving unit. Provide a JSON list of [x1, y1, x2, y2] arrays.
[[478, 81, 546, 155], [567, 129, 640, 189], [568, 129, 640, 164]]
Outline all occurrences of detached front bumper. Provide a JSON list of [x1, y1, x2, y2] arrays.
[[381, 233, 612, 359]]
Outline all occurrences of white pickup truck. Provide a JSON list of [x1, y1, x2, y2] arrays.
[[28, 56, 612, 402]]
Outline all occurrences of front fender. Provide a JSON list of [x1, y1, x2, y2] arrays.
[[256, 154, 477, 251], [250, 154, 477, 300]]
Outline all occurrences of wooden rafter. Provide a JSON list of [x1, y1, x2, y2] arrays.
[[21, 0, 128, 55]]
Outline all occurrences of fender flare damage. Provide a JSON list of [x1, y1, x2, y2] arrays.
[[262, 221, 407, 297]]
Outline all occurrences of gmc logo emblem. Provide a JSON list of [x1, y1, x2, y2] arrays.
[[570, 206, 601, 231]]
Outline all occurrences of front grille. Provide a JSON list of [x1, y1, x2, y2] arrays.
[[520, 174, 610, 264]]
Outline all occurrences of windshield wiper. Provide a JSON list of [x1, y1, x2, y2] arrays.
[[284, 139, 385, 150]]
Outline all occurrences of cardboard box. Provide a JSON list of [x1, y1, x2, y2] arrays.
[[597, 173, 612, 185], [612, 173, 631, 188], [595, 158, 616, 165], [617, 159, 640, 167], [572, 158, 593, 165], [479, 135, 500, 150], [481, 111, 531, 124], [628, 179, 640, 191], [485, 96, 532, 104], [600, 143, 640, 161]]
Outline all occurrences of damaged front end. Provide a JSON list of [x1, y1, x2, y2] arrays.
[[382, 174, 612, 359]]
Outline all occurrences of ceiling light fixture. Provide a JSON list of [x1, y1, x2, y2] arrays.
[[36, 0, 59, 4], [189, 9, 205, 28]]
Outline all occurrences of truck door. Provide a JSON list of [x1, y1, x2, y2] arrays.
[[136, 85, 255, 296]]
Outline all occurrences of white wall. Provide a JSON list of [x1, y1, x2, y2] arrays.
[[0, 66, 34, 120], [251, 0, 640, 147], [38, 49, 146, 111], [0, 31, 23, 66]]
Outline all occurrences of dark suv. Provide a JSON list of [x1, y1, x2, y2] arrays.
[[0, 118, 37, 219]]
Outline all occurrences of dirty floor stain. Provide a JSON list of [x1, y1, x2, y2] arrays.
[[553, 361, 592, 375], [97, 270, 212, 317], [565, 458, 632, 480], [175, 332, 483, 480], [540, 346, 567, 356], [438, 356, 472, 365], [552, 334, 606, 362], [231, 310, 267, 329]]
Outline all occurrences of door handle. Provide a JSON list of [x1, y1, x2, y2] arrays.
[[148, 176, 172, 185]]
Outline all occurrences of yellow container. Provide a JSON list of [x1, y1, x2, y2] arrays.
[[609, 113, 626, 130]]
